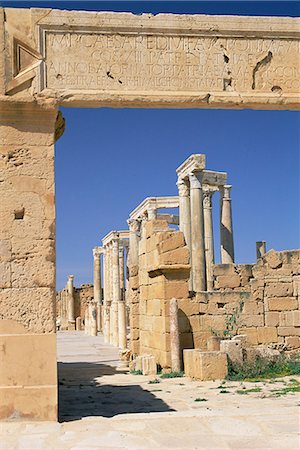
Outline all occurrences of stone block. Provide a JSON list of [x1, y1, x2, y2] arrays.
[[193, 331, 212, 350], [183, 350, 228, 381], [265, 283, 293, 298], [157, 232, 185, 254], [285, 336, 300, 349], [264, 250, 282, 269], [130, 275, 140, 290], [292, 276, 300, 296], [145, 220, 169, 239], [265, 312, 280, 327], [202, 315, 226, 333], [268, 297, 298, 311], [239, 314, 264, 327], [159, 247, 189, 266], [215, 275, 241, 289], [207, 336, 221, 351], [220, 339, 243, 364], [237, 327, 258, 345], [0, 287, 55, 333], [242, 301, 264, 315], [257, 326, 278, 344], [213, 264, 236, 276], [277, 327, 300, 336], [0, 332, 57, 420], [142, 355, 157, 376], [147, 298, 162, 316]]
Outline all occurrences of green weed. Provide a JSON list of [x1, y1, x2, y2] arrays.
[[160, 371, 184, 379], [236, 387, 262, 395]]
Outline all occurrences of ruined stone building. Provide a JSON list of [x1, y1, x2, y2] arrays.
[[56, 153, 300, 379]]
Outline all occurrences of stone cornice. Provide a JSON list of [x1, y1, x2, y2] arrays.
[[129, 196, 179, 221]]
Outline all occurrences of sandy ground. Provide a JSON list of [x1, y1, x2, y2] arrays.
[[1, 331, 299, 450]]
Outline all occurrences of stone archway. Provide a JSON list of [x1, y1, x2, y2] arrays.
[[0, 7, 299, 420]]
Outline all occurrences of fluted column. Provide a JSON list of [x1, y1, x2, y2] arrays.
[[189, 172, 206, 292], [177, 178, 192, 290], [203, 190, 214, 291], [103, 245, 111, 343], [93, 248, 102, 305], [119, 245, 125, 301], [220, 185, 234, 263], [67, 275, 75, 329], [112, 236, 120, 347]]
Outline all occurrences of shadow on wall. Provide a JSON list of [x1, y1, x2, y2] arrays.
[[178, 309, 194, 368], [58, 362, 174, 421]]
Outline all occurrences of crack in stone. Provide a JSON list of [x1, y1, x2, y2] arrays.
[[252, 51, 273, 90]]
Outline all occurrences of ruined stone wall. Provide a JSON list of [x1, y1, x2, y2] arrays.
[[135, 220, 300, 370], [75, 284, 94, 319], [211, 250, 300, 350], [56, 283, 94, 322]]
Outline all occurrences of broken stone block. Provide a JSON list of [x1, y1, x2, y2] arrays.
[[183, 350, 228, 381], [142, 355, 157, 376], [220, 339, 243, 364]]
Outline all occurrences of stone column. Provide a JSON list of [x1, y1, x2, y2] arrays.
[[203, 190, 215, 291], [256, 241, 266, 260], [112, 236, 121, 347], [67, 275, 75, 329], [90, 303, 97, 336], [170, 298, 181, 372], [93, 248, 102, 304], [119, 244, 125, 301], [177, 178, 192, 290], [189, 172, 206, 292], [220, 185, 235, 264]]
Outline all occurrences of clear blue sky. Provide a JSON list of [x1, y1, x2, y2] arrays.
[[2, 1, 299, 289]]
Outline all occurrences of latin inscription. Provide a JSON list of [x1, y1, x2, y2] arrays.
[[44, 32, 300, 92]]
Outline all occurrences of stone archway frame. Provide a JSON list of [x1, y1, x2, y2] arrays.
[[0, 8, 299, 421]]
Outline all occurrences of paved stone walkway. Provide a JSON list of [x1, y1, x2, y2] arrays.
[[1, 331, 299, 449]]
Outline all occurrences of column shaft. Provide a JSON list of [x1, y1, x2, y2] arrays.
[[177, 178, 192, 291], [112, 237, 121, 347], [220, 185, 234, 263], [203, 190, 214, 291], [93, 249, 102, 304], [189, 173, 206, 292]]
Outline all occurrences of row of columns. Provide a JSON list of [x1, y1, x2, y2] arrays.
[[177, 173, 234, 292], [99, 233, 129, 350]]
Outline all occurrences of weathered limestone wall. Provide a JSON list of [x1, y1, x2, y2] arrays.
[[0, 102, 58, 420], [211, 250, 300, 350], [134, 220, 299, 370]]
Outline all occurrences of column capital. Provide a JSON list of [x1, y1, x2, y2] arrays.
[[222, 184, 232, 199], [68, 275, 74, 282], [127, 218, 140, 232], [93, 246, 102, 258], [177, 178, 189, 196], [189, 172, 202, 190], [203, 190, 213, 208], [147, 206, 156, 220]]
